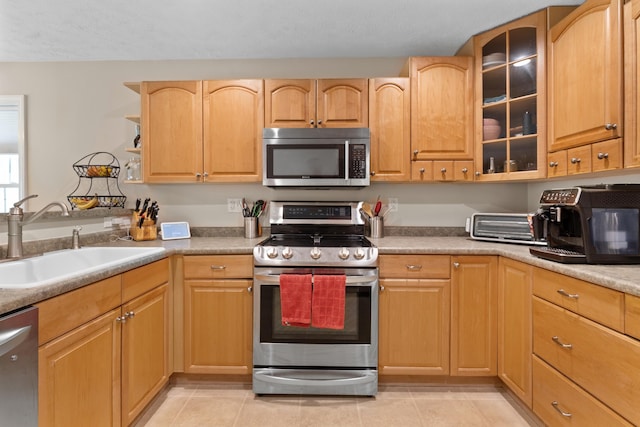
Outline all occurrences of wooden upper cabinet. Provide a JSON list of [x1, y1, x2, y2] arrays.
[[203, 80, 264, 182], [369, 78, 411, 181], [624, 0, 640, 168], [264, 79, 315, 128], [142, 81, 203, 183], [265, 79, 368, 128], [141, 80, 263, 183], [548, 0, 623, 152], [317, 79, 368, 128], [410, 57, 474, 161]]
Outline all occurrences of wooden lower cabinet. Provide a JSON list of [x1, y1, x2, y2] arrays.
[[378, 255, 451, 375], [183, 255, 253, 374], [39, 308, 122, 427], [532, 356, 632, 426], [37, 259, 170, 427], [497, 258, 532, 407], [121, 283, 170, 426], [450, 256, 497, 376]]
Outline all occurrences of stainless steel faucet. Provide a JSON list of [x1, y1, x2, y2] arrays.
[[6, 194, 70, 259]]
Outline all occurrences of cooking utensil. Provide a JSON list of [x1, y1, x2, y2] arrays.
[[359, 208, 371, 221], [362, 202, 374, 219], [252, 200, 265, 217], [374, 198, 382, 216]]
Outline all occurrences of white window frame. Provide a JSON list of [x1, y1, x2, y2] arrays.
[[0, 95, 26, 213]]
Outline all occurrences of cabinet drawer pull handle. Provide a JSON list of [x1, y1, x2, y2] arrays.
[[570, 157, 581, 164], [551, 401, 572, 418], [604, 123, 617, 130], [552, 336, 573, 349], [211, 265, 226, 270], [597, 152, 609, 160], [557, 289, 579, 299], [405, 264, 422, 271]]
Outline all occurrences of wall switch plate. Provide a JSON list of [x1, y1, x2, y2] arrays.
[[388, 198, 398, 212], [227, 198, 243, 213]]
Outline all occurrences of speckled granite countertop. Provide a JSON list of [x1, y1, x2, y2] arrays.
[[1, 236, 639, 315]]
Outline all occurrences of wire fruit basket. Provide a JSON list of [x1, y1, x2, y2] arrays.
[[67, 152, 127, 209]]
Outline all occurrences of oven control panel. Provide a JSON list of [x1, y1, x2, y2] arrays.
[[254, 245, 379, 267]]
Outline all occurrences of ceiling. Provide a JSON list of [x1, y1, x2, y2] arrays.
[[1, 0, 584, 62]]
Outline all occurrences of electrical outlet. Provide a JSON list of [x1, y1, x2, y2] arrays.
[[227, 198, 243, 213], [388, 198, 398, 212]]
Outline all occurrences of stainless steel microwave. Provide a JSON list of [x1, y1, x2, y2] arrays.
[[262, 128, 370, 188]]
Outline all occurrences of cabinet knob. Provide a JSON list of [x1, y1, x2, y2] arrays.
[[116, 315, 127, 323], [597, 152, 609, 160], [419, 168, 425, 174], [475, 171, 481, 176], [440, 168, 447, 173], [248, 286, 253, 293], [549, 161, 558, 167], [461, 168, 468, 173], [310, 120, 315, 125], [203, 172, 209, 177], [379, 285, 385, 292], [604, 123, 617, 130], [125, 311, 135, 319], [413, 150, 419, 156], [195, 172, 202, 178], [317, 120, 322, 125], [570, 157, 581, 164], [370, 171, 376, 176], [453, 262, 460, 269]]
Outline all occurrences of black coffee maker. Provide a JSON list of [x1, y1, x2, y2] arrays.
[[530, 184, 640, 264]]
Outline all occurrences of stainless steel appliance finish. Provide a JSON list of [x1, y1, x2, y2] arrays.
[[262, 128, 370, 188], [253, 201, 378, 396], [530, 184, 640, 264], [0, 306, 38, 426], [466, 212, 546, 245]]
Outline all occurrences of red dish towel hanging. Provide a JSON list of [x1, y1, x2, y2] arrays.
[[312, 275, 346, 330], [279, 274, 312, 327]]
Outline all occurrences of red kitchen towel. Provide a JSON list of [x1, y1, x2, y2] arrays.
[[279, 274, 312, 327], [311, 275, 346, 330]]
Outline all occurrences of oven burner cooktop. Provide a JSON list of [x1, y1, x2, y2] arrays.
[[253, 201, 378, 268]]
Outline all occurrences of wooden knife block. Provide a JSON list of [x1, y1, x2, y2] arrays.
[[130, 212, 158, 241]]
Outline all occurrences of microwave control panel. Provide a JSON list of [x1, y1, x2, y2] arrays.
[[348, 144, 367, 179]]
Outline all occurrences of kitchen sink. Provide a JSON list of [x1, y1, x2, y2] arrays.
[[0, 246, 166, 289]]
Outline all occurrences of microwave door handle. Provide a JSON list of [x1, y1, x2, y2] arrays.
[[345, 140, 349, 180]]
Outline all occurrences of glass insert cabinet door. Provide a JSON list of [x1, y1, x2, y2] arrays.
[[475, 11, 547, 180]]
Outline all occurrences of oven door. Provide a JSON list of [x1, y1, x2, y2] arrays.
[[252, 267, 378, 369]]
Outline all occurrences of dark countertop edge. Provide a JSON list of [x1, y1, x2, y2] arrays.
[[1, 236, 639, 315]]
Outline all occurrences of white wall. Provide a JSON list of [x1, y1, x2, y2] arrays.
[[1, 58, 638, 243]]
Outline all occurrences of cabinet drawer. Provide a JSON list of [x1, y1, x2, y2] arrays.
[[547, 151, 567, 177], [379, 254, 450, 279], [37, 275, 122, 345], [184, 255, 253, 279], [532, 267, 624, 332], [625, 294, 640, 340], [532, 356, 632, 427], [533, 297, 640, 425], [591, 138, 622, 172], [566, 145, 592, 175], [122, 258, 169, 303]]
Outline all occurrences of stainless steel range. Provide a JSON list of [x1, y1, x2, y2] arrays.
[[252, 201, 379, 396]]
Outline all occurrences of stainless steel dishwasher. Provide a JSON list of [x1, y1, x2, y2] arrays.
[[0, 306, 38, 426]]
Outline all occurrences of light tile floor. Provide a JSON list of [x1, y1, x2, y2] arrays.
[[135, 382, 538, 427]]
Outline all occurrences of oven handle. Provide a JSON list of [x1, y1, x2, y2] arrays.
[[253, 273, 376, 286], [254, 369, 377, 387]]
